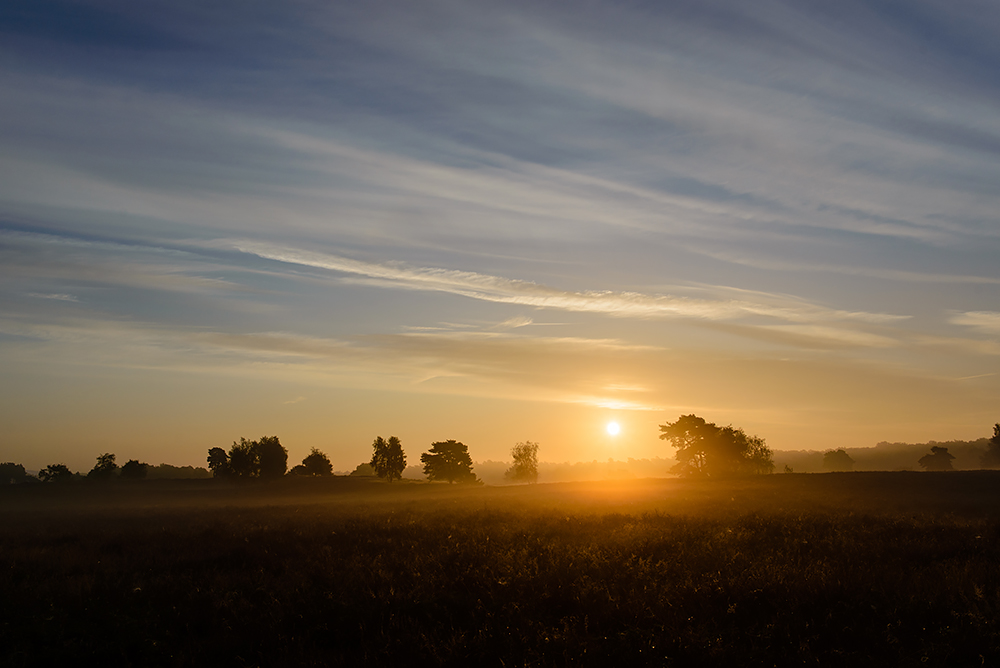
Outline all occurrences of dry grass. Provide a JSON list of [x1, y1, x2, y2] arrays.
[[2, 472, 999, 666]]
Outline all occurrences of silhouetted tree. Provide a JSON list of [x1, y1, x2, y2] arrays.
[[371, 436, 406, 482], [505, 441, 539, 483], [88, 453, 118, 480], [207, 447, 233, 478], [119, 459, 148, 479], [823, 449, 855, 472], [256, 435, 288, 479], [38, 463, 73, 483], [659, 415, 774, 477], [301, 448, 333, 476], [288, 464, 309, 475], [0, 462, 27, 485], [421, 440, 478, 483], [229, 438, 260, 478], [919, 446, 955, 471], [981, 424, 1000, 469]]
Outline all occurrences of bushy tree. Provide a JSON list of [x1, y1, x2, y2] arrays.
[[371, 436, 407, 482], [209, 436, 287, 480], [301, 448, 333, 476], [0, 462, 27, 485], [823, 449, 855, 472], [919, 446, 955, 471], [659, 415, 774, 477], [38, 463, 73, 483], [88, 453, 118, 480], [980, 424, 1000, 469], [421, 440, 478, 483], [120, 459, 148, 479], [207, 447, 232, 478], [505, 441, 539, 483], [229, 438, 260, 478], [256, 435, 288, 479]]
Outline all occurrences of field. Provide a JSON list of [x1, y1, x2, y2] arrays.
[[3, 472, 1000, 666]]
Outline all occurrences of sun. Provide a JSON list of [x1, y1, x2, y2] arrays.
[[606, 421, 620, 436]]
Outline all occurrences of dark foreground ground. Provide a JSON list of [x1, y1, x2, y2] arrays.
[[2, 472, 999, 666]]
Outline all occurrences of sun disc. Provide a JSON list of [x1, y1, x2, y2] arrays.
[[606, 421, 620, 436]]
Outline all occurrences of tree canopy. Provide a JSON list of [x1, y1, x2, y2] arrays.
[[120, 459, 148, 479], [823, 449, 855, 472], [981, 423, 1000, 469], [421, 440, 478, 483], [208, 436, 288, 480], [256, 436, 288, 479], [659, 415, 773, 477], [505, 441, 539, 484], [0, 462, 28, 485], [918, 446, 955, 471], [371, 436, 407, 482], [88, 453, 118, 480], [38, 463, 73, 483], [301, 448, 333, 476]]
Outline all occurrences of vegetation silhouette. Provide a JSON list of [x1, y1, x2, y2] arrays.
[[207, 436, 288, 480], [87, 453, 118, 480], [504, 441, 539, 483], [371, 436, 406, 482], [291, 448, 333, 476], [659, 414, 773, 477], [38, 463, 73, 482], [350, 462, 376, 477], [206, 447, 232, 478], [918, 446, 955, 471], [981, 424, 1000, 468], [421, 440, 479, 483], [119, 459, 148, 479], [0, 462, 28, 485], [823, 449, 855, 472]]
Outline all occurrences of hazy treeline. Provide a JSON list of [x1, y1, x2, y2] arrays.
[[776, 438, 992, 473]]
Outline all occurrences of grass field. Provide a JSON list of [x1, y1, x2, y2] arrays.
[[2, 472, 999, 666]]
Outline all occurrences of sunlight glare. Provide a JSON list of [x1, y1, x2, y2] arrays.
[[606, 421, 620, 436]]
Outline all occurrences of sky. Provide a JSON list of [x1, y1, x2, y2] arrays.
[[2, 0, 999, 472]]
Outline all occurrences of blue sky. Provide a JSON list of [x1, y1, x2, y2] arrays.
[[2, 0, 999, 471]]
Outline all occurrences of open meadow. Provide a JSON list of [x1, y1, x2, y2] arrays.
[[3, 472, 1000, 666]]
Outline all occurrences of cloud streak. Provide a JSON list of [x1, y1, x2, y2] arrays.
[[236, 242, 908, 327]]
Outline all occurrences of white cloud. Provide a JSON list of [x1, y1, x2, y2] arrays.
[[950, 311, 1000, 335], [235, 242, 909, 326]]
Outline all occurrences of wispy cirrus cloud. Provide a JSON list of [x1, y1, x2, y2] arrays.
[[950, 311, 1000, 335], [235, 242, 908, 327]]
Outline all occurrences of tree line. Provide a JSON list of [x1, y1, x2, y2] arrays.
[[7, 421, 998, 485], [203, 435, 539, 484]]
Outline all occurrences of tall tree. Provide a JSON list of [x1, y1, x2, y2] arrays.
[[371, 436, 407, 482], [505, 441, 539, 483], [207, 447, 232, 478], [256, 435, 288, 479], [421, 440, 477, 483], [88, 453, 118, 480], [981, 424, 1000, 469], [659, 415, 773, 477], [918, 446, 955, 471], [823, 449, 855, 472], [228, 438, 260, 478], [301, 448, 333, 476]]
